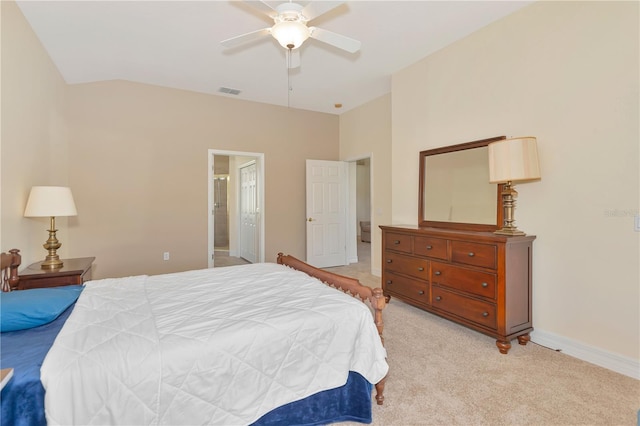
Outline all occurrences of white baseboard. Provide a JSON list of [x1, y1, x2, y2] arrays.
[[348, 256, 359, 264], [531, 329, 639, 380], [372, 267, 381, 277]]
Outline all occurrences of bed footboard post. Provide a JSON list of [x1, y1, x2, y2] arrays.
[[371, 287, 385, 344], [371, 287, 386, 405]]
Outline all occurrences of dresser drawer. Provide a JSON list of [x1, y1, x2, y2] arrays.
[[430, 262, 496, 299], [413, 236, 448, 260], [383, 271, 429, 304], [451, 241, 497, 269], [383, 253, 429, 280], [432, 287, 497, 330], [384, 232, 412, 253]]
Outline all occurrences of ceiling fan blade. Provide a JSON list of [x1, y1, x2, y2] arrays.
[[301, 1, 345, 21], [243, 1, 278, 19], [309, 27, 361, 53], [287, 49, 301, 69], [221, 28, 271, 49]]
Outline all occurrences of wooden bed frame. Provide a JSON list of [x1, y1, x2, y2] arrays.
[[277, 252, 387, 405], [1, 248, 21, 292]]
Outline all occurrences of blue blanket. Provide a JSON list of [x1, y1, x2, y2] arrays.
[[1, 304, 373, 425], [1, 305, 73, 426]]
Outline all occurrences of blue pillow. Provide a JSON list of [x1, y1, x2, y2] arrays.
[[0, 286, 83, 332]]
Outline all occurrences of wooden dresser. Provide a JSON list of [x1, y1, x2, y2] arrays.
[[380, 225, 535, 354]]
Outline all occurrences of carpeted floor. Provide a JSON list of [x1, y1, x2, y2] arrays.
[[327, 241, 640, 426]]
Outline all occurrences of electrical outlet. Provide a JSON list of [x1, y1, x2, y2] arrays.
[[635, 214, 640, 232], [163, 252, 170, 261]]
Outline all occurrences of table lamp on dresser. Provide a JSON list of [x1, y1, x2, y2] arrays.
[[488, 137, 541, 236], [24, 186, 77, 269]]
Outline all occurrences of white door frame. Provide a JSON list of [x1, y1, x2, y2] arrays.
[[208, 149, 265, 268]]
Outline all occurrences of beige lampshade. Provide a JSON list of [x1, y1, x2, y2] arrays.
[[488, 137, 541, 184], [24, 186, 78, 217]]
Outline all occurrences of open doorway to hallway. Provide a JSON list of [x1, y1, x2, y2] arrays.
[[355, 158, 371, 267], [342, 155, 372, 276], [208, 150, 265, 268]]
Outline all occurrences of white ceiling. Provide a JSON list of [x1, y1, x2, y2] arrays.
[[17, 1, 532, 115]]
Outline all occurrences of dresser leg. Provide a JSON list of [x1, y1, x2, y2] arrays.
[[384, 294, 391, 303], [496, 340, 511, 354], [517, 333, 531, 346]]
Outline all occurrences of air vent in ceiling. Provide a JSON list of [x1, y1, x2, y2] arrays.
[[218, 87, 241, 95]]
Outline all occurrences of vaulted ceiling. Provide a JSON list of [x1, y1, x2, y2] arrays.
[[17, 1, 532, 115]]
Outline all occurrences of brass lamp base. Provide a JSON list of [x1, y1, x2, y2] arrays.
[[41, 216, 64, 269], [495, 182, 527, 237], [494, 227, 526, 236]]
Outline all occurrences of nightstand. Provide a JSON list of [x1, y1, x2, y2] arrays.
[[17, 257, 95, 290]]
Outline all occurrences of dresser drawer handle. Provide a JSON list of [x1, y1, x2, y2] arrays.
[[482, 312, 489, 317], [394, 240, 401, 245], [481, 282, 488, 288], [418, 290, 425, 295], [468, 252, 475, 257], [426, 245, 432, 250], [417, 267, 424, 271], [386, 280, 392, 285], [386, 259, 392, 263], [434, 271, 441, 276], [435, 296, 442, 301]]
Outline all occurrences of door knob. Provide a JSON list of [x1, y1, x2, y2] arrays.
[[308, 218, 314, 222]]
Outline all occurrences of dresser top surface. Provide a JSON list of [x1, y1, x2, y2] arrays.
[[380, 225, 536, 243]]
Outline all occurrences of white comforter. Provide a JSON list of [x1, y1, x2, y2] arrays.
[[41, 263, 388, 425]]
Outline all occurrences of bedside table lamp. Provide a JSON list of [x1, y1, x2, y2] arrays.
[[24, 186, 77, 269], [488, 137, 541, 236]]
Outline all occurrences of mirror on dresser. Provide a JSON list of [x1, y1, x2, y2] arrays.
[[419, 136, 505, 232]]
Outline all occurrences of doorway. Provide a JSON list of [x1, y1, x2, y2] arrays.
[[345, 155, 372, 273], [208, 150, 265, 268], [355, 157, 371, 266]]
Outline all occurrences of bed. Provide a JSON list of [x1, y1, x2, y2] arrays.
[[0, 250, 388, 426]]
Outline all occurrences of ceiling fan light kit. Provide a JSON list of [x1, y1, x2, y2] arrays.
[[221, 1, 361, 63], [271, 20, 310, 50]]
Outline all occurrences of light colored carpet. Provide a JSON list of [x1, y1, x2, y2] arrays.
[[326, 241, 640, 426]]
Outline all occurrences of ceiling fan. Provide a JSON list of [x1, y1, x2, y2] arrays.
[[221, 1, 361, 69]]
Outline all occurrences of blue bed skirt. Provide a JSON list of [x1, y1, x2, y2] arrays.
[[1, 305, 373, 426]]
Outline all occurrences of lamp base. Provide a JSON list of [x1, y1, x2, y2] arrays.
[[494, 227, 526, 236], [41, 257, 64, 269], [496, 182, 527, 237], [41, 216, 64, 269]]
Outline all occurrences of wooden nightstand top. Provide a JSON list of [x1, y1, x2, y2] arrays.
[[20, 257, 95, 278]]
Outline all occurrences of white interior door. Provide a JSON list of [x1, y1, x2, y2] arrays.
[[239, 161, 258, 263], [306, 159, 347, 268]]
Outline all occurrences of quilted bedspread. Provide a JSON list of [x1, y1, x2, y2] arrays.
[[40, 263, 389, 425]]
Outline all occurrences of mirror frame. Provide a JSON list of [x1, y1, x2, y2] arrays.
[[418, 136, 505, 232]]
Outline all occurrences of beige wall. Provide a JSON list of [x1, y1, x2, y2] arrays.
[[339, 94, 392, 276], [392, 1, 639, 362], [0, 1, 70, 263], [66, 80, 338, 278]]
